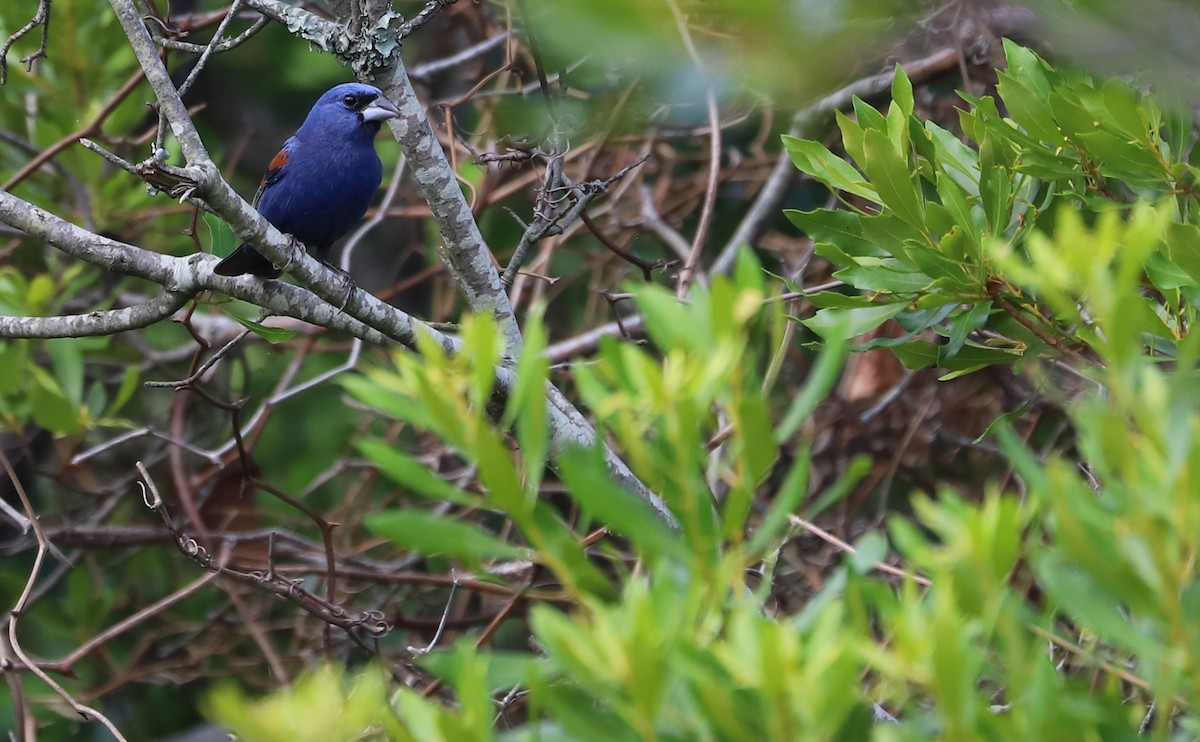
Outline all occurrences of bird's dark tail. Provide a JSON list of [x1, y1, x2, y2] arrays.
[[213, 244, 283, 278]]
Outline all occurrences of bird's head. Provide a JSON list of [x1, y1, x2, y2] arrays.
[[298, 83, 400, 143]]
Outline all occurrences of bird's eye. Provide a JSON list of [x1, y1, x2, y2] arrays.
[[342, 94, 357, 108]]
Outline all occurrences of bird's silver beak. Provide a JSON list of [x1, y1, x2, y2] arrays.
[[362, 95, 400, 123]]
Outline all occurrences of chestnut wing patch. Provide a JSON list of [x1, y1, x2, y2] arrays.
[[253, 146, 291, 207]]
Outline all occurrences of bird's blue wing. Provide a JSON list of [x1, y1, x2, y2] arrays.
[[252, 137, 296, 208]]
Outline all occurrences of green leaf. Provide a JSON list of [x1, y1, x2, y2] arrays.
[[785, 209, 886, 259], [203, 212, 238, 259], [508, 303, 549, 495], [26, 275, 53, 315], [1098, 78, 1151, 142], [1162, 92, 1194, 163], [803, 455, 872, 519], [1077, 129, 1167, 185], [860, 128, 925, 231], [801, 303, 906, 340], [357, 438, 477, 506], [836, 110, 865, 164], [935, 172, 981, 249], [1034, 554, 1158, 660], [557, 445, 686, 562], [779, 316, 851, 441], [927, 122, 980, 196], [1164, 222, 1200, 283], [0, 341, 27, 395], [806, 292, 880, 309], [890, 339, 1020, 377], [366, 509, 525, 563], [782, 136, 880, 204], [996, 42, 1064, 145], [849, 532, 888, 575], [945, 301, 992, 357], [745, 451, 810, 556], [462, 314, 501, 409], [46, 338, 85, 408], [472, 418, 527, 512], [220, 305, 299, 344], [732, 246, 766, 296], [978, 157, 1013, 236], [340, 372, 422, 424], [833, 264, 933, 294], [852, 96, 888, 134], [109, 366, 140, 417], [891, 64, 914, 120], [636, 285, 702, 354], [29, 366, 81, 434], [420, 649, 535, 694]]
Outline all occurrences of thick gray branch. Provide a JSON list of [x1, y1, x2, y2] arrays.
[[109, 0, 210, 164], [0, 191, 393, 347], [0, 191, 674, 525], [0, 292, 192, 338], [0, 0, 674, 527]]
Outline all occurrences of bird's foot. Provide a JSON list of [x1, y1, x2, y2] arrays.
[[320, 261, 357, 311], [276, 235, 305, 275], [337, 273, 355, 311]]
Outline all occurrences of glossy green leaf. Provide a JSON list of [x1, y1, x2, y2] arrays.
[[357, 438, 477, 506], [29, 366, 81, 434], [202, 211, 239, 259], [366, 509, 525, 563], [558, 445, 685, 562], [783, 136, 880, 203], [801, 302, 906, 340], [890, 339, 1020, 376], [46, 337, 85, 408], [860, 127, 925, 230], [221, 308, 299, 344]]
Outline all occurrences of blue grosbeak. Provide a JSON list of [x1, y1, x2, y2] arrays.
[[214, 83, 400, 277]]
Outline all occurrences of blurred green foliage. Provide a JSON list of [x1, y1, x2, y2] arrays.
[[210, 42, 1200, 739], [10, 0, 1200, 736]]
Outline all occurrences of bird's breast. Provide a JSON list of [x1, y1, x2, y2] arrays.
[[256, 143, 383, 249]]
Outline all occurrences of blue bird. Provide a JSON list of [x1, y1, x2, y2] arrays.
[[213, 83, 400, 277]]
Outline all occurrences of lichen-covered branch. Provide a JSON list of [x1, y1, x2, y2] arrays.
[[241, 0, 523, 356], [0, 189, 671, 524], [0, 292, 193, 339]]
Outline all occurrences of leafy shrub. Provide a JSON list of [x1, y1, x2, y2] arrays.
[[207, 42, 1200, 740]]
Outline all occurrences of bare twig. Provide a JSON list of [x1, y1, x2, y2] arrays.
[[0, 0, 51, 84], [667, 0, 720, 296], [787, 514, 932, 587], [144, 328, 252, 389], [159, 13, 267, 53], [1, 450, 130, 741], [409, 33, 507, 81], [398, 0, 456, 40], [176, 0, 245, 99], [408, 572, 458, 656], [136, 462, 391, 637]]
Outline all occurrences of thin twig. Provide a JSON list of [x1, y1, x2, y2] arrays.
[[667, 0, 720, 296], [787, 514, 932, 586], [159, 13, 267, 53], [144, 328, 252, 389], [398, 0, 455, 40], [0, 0, 51, 84], [1, 450, 130, 742], [176, 0, 244, 99], [3, 69, 146, 191]]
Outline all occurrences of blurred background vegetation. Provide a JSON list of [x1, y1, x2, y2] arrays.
[[5, 0, 1200, 739]]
